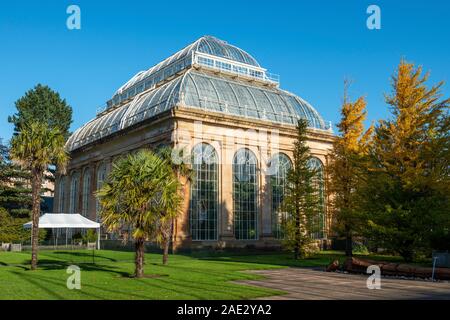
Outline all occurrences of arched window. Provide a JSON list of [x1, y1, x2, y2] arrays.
[[190, 143, 219, 241], [69, 172, 80, 213], [233, 148, 258, 240], [308, 157, 326, 239], [58, 176, 66, 213], [269, 153, 292, 239], [96, 163, 107, 221], [82, 169, 91, 217]]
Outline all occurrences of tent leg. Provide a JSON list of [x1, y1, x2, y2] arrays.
[[97, 228, 100, 250]]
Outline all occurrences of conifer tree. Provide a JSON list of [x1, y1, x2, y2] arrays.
[[0, 139, 32, 218], [8, 84, 72, 139], [329, 82, 373, 257], [362, 60, 450, 261], [0, 139, 33, 243], [282, 119, 319, 259]]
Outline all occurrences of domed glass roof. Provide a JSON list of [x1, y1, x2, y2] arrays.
[[196, 36, 260, 67], [111, 36, 260, 105], [66, 37, 331, 152]]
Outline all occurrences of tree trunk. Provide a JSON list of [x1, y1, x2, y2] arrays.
[[30, 168, 43, 270], [163, 238, 169, 265], [294, 208, 301, 260], [162, 219, 172, 265], [134, 238, 145, 278], [169, 217, 174, 254], [345, 225, 353, 257]]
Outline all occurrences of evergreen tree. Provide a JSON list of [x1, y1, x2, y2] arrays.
[[0, 139, 33, 243], [0, 139, 32, 218], [8, 84, 72, 139], [282, 119, 320, 259], [362, 60, 450, 261], [329, 82, 373, 257]]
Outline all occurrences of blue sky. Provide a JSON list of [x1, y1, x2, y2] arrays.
[[0, 0, 449, 142]]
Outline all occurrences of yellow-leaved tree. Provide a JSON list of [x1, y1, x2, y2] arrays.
[[329, 81, 373, 257], [361, 60, 450, 261]]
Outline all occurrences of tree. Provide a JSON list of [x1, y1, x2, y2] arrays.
[[10, 121, 68, 269], [156, 146, 191, 265], [8, 84, 73, 139], [329, 82, 373, 257], [282, 119, 320, 259], [0, 208, 29, 243], [0, 139, 32, 244], [361, 60, 450, 261], [96, 150, 182, 277], [0, 139, 32, 218]]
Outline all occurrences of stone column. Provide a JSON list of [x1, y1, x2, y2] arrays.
[[220, 141, 235, 241], [89, 165, 97, 222], [53, 175, 61, 213], [259, 149, 273, 239]]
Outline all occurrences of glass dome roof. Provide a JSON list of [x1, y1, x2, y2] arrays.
[[111, 36, 260, 102], [66, 69, 330, 152]]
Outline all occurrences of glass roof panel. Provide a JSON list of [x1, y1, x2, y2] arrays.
[[248, 88, 278, 122], [197, 36, 260, 67], [183, 73, 200, 107], [190, 74, 221, 112]]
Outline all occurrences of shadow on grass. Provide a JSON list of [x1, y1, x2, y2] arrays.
[[188, 251, 428, 269], [31, 259, 132, 278], [10, 270, 67, 299], [194, 252, 342, 269], [44, 251, 120, 262], [9, 270, 118, 300]]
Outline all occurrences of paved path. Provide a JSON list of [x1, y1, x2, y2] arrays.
[[236, 268, 450, 300]]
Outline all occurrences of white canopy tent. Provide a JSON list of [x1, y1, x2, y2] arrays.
[[23, 213, 101, 249]]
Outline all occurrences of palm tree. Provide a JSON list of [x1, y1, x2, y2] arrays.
[[10, 121, 68, 270], [96, 150, 182, 277], [157, 146, 192, 264]]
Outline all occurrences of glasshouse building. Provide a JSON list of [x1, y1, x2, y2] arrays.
[[54, 36, 335, 250]]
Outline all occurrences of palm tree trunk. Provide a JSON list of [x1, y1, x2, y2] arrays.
[[169, 217, 174, 254], [163, 220, 172, 265], [30, 168, 43, 270], [134, 238, 145, 278], [163, 239, 169, 265]]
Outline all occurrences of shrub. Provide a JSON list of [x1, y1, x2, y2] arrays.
[[83, 229, 97, 244], [353, 243, 369, 255]]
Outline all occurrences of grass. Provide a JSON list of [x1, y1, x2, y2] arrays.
[[0, 249, 426, 300]]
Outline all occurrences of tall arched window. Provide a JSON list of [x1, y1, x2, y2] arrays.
[[269, 153, 292, 239], [69, 172, 80, 213], [233, 148, 258, 240], [190, 143, 219, 241], [96, 163, 107, 221], [308, 157, 326, 239], [58, 176, 66, 213], [82, 169, 91, 217]]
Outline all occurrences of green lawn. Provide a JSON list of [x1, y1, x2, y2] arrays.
[[0, 249, 423, 300]]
